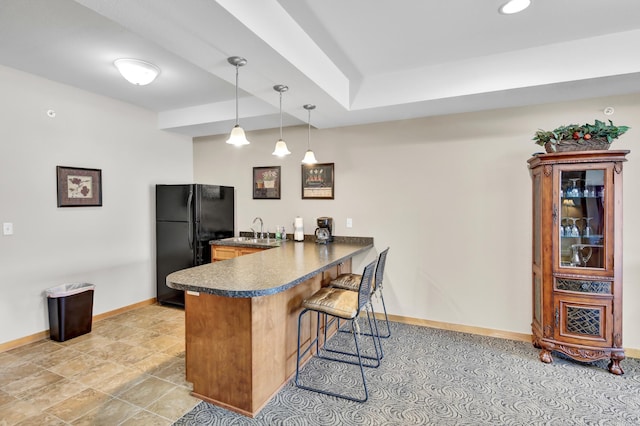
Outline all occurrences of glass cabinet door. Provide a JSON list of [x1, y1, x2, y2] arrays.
[[559, 169, 605, 269]]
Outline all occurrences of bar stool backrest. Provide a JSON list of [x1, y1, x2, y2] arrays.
[[357, 260, 376, 312], [373, 247, 390, 293]]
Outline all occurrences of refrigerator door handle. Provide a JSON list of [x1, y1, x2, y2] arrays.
[[187, 189, 194, 249]]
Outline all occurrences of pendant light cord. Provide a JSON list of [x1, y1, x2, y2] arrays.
[[234, 64, 239, 126], [307, 108, 311, 149], [279, 90, 283, 140]]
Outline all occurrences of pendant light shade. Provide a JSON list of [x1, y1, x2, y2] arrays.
[[273, 140, 291, 156], [226, 56, 250, 146], [302, 149, 318, 164], [114, 58, 160, 85], [228, 125, 248, 144], [272, 84, 291, 157], [301, 104, 317, 164]]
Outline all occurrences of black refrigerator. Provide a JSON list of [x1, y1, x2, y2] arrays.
[[156, 184, 234, 307]]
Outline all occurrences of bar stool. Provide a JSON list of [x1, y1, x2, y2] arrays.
[[330, 247, 391, 338], [295, 259, 378, 402]]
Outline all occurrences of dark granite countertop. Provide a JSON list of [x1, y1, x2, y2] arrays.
[[166, 238, 373, 298]]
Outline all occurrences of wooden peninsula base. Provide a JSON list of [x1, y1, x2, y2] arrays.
[[183, 255, 353, 417], [167, 238, 373, 416]]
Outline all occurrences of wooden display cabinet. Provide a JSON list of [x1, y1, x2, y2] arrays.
[[528, 150, 629, 374]]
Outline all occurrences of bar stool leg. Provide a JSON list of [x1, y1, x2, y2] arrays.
[[321, 305, 382, 367], [333, 304, 384, 360], [375, 290, 391, 338], [295, 310, 369, 402]]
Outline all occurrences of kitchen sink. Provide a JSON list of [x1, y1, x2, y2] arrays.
[[220, 237, 281, 247]]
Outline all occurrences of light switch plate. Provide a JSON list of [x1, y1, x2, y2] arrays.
[[346, 218, 353, 228], [3, 222, 13, 235]]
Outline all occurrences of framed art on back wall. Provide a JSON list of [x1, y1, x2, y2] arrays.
[[253, 166, 281, 199], [302, 163, 334, 199], [56, 166, 102, 207]]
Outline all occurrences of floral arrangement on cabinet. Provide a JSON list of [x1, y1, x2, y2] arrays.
[[533, 119, 629, 153]]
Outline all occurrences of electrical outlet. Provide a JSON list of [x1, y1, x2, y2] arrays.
[[346, 218, 353, 228], [3, 222, 13, 235]]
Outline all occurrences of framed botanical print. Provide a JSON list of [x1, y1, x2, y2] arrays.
[[253, 166, 281, 199], [56, 166, 102, 207]]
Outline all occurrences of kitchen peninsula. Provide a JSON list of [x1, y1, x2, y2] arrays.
[[166, 237, 373, 417]]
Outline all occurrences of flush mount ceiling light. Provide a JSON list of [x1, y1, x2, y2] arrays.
[[301, 104, 318, 164], [272, 84, 291, 157], [499, 0, 531, 14], [113, 58, 160, 85], [226, 56, 250, 146]]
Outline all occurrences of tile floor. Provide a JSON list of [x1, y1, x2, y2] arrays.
[[0, 304, 199, 425]]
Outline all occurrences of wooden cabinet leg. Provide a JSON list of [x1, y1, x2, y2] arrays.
[[539, 349, 553, 364], [608, 359, 624, 375]]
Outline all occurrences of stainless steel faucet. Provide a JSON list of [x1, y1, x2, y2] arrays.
[[252, 217, 264, 239]]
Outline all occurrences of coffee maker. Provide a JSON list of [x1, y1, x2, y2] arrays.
[[315, 217, 334, 244]]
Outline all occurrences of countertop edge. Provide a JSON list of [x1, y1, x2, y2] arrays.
[[210, 234, 373, 249], [167, 240, 374, 298]]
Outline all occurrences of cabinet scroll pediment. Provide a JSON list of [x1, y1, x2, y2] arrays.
[[614, 162, 623, 174]]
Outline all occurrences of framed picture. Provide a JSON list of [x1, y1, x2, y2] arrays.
[[253, 166, 281, 199], [302, 163, 334, 199], [56, 166, 102, 207]]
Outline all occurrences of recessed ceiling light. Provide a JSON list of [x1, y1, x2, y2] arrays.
[[499, 0, 531, 15]]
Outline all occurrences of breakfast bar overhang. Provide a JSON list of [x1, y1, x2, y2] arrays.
[[166, 238, 373, 417]]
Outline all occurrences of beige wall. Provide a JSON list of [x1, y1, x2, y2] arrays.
[[194, 94, 640, 350], [0, 66, 193, 344]]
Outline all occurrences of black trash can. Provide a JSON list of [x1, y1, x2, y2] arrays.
[[46, 283, 95, 342]]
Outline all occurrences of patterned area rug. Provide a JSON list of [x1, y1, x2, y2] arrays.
[[175, 322, 640, 425]]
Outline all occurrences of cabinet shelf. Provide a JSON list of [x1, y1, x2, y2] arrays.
[[560, 235, 603, 239], [561, 195, 603, 200]]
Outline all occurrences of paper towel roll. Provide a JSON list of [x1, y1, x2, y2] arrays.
[[294, 217, 304, 241]]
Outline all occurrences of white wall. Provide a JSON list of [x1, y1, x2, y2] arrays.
[[194, 94, 640, 350], [0, 66, 193, 344]]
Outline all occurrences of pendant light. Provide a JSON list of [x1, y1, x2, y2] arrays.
[[226, 56, 250, 146], [301, 104, 318, 164], [272, 84, 291, 157]]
